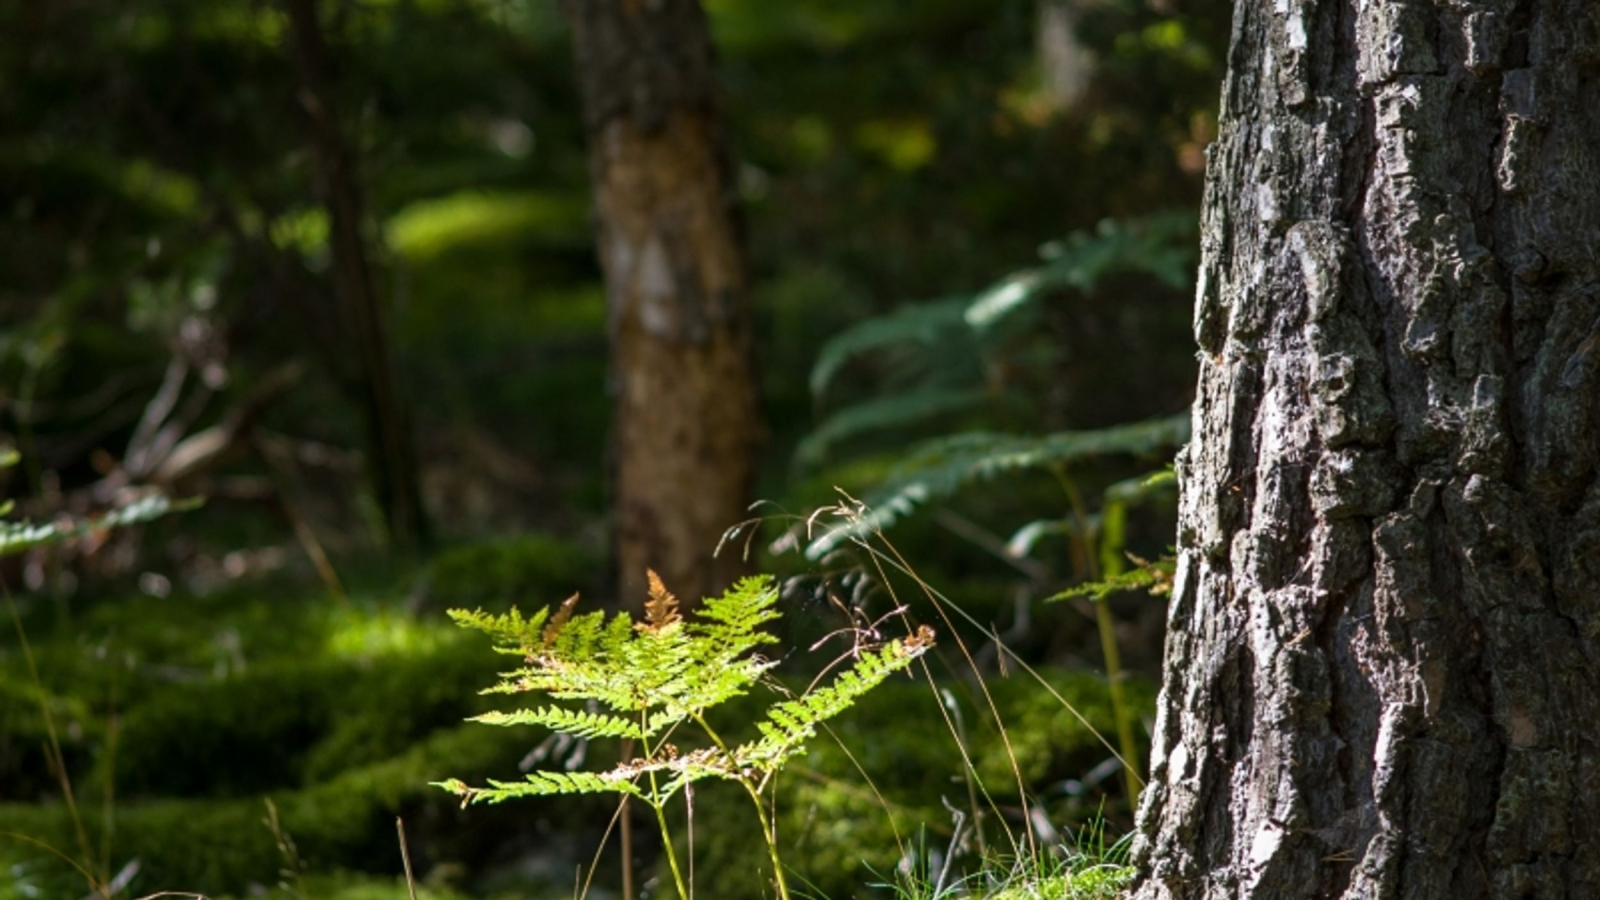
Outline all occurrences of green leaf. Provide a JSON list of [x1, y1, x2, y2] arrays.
[[795, 386, 995, 470], [806, 415, 1189, 558], [809, 296, 971, 400], [470, 706, 645, 740], [0, 493, 200, 558]]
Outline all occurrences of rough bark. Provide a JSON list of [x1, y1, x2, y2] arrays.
[[1134, 1, 1600, 898], [562, 0, 762, 607], [285, 0, 428, 551]]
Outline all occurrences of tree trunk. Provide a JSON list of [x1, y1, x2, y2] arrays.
[[561, 0, 762, 606], [285, 0, 428, 552], [1135, 2, 1600, 898], [1037, 0, 1093, 113]]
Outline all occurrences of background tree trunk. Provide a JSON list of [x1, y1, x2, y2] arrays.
[[1135, 2, 1600, 898], [562, 0, 762, 606], [285, 0, 429, 552], [1036, 0, 1093, 113]]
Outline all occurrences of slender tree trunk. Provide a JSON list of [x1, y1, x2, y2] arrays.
[[1037, 0, 1093, 113], [1134, 2, 1600, 898], [561, 0, 761, 606], [285, 0, 428, 552]]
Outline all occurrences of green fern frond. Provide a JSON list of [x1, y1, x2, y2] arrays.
[[1047, 554, 1177, 602], [795, 386, 996, 470], [694, 575, 781, 638], [967, 213, 1196, 332], [435, 769, 644, 806], [470, 706, 644, 740], [737, 627, 935, 773], [0, 493, 199, 558], [447, 606, 554, 654], [810, 296, 973, 400], [445, 571, 936, 900], [806, 415, 1189, 558], [808, 214, 1196, 409]]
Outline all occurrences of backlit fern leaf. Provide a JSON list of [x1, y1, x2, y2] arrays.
[[448, 605, 553, 654], [470, 706, 643, 740], [738, 626, 935, 773], [435, 770, 643, 806]]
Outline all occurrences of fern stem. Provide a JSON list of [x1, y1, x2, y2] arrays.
[[640, 736, 690, 900], [692, 712, 791, 900], [741, 781, 793, 900], [650, 795, 689, 900], [1059, 471, 1142, 809]]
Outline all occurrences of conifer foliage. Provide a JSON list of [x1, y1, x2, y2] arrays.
[[439, 571, 935, 900]]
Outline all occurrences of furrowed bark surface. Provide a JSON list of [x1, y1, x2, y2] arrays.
[[563, 0, 760, 606], [1134, 1, 1600, 898]]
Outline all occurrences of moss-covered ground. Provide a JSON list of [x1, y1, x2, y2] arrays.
[[2, 534, 1150, 900]]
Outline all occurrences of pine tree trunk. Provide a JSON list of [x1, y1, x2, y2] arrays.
[[1135, 2, 1600, 898], [562, 0, 761, 606], [285, 0, 428, 551]]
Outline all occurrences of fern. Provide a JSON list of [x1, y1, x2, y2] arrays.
[[441, 571, 935, 900], [804, 213, 1197, 458], [1045, 557, 1176, 602], [806, 415, 1189, 558], [437, 770, 644, 804], [794, 386, 999, 470], [810, 296, 974, 402], [739, 625, 934, 773], [0, 492, 198, 558], [0, 445, 198, 558], [469, 706, 644, 740]]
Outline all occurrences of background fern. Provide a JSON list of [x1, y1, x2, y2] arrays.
[[802, 213, 1195, 471]]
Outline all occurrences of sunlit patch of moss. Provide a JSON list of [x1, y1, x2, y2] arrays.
[[387, 191, 588, 261], [323, 607, 461, 661], [0, 723, 544, 895], [192, 5, 287, 44], [855, 119, 938, 172], [269, 208, 331, 254], [704, 0, 978, 53]]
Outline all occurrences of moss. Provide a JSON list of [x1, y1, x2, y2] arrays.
[[0, 677, 99, 800], [0, 722, 541, 895], [423, 534, 598, 612], [107, 642, 501, 799], [239, 871, 539, 900]]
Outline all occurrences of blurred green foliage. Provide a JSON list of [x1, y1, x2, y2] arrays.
[[0, 0, 1227, 894]]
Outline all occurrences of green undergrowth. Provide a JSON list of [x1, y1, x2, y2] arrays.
[[684, 668, 1152, 900], [0, 713, 563, 897], [1, 534, 602, 898], [1, 531, 1150, 899]]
